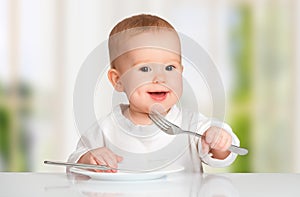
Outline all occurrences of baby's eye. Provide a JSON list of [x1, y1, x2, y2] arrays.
[[139, 66, 152, 72], [165, 65, 175, 71]]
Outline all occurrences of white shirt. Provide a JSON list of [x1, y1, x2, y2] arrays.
[[68, 104, 239, 172]]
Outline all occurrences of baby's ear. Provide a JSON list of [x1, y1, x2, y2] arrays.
[[107, 68, 124, 92], [180, 64, 184, 72]]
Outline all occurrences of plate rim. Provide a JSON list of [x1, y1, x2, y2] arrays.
[[70, 165, 184, 181]]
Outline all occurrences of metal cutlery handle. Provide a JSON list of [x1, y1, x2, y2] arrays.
[[228, 145, 248, 156], [186, 131, 248, 156], [44, 160, 111, 170]]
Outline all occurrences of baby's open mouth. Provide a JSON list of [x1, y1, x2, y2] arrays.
[[148, 91, 169, 101]]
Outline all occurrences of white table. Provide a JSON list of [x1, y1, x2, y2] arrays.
[[1, 172, 299, 196]]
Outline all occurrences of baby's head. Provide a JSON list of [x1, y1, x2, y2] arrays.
[[107, 14, 183, 115]]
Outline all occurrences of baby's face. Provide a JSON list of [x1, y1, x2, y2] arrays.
[[114, 47, 183, 114]]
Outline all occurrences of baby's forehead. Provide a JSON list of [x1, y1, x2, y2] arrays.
[[125, 48, 181, 62], [109, 27, 181, 63], [113, 47, 181, 73]]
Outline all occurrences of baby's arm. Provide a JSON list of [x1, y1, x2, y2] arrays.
[[201, 126, 232, 160], [67, 117, 124, 172], [78, 147, 123, 173]]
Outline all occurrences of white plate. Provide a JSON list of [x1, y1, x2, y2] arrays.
[[70, 165, 184, 181]]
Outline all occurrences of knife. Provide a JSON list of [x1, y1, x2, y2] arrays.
[[44, 160, 148, 173]]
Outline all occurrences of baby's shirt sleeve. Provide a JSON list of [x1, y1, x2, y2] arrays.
[[67, 124, 105, 164], [197, 119, 240, 168]]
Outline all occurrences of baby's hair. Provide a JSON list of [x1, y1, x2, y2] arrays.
[[108, 14, 180, 68], [109, 14, 175, 37]]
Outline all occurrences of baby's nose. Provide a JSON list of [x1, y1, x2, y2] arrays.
[[152, 75, 165, 84], [152, 65, 166, 84]]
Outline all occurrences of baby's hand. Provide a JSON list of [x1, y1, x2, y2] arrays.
[[78, 147, 123, 173], [201, 126, 232, 159]]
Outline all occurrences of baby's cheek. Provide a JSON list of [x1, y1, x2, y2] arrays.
[[122, 77, 149, 96], [165, 75, 183, 99], [128, 89, 144, 102]]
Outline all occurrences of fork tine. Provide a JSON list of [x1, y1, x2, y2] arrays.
[[158, 116, 171, 129], [149, 113, 171, 130], [149, 112, 171, 130], [152, 112, 172, 127], [149, 114, 169, 131]]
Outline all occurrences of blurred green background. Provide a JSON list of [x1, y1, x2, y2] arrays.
[[1, 0, 300, 172]]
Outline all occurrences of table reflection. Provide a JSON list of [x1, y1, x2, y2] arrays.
[[67, 172, 239, 197]]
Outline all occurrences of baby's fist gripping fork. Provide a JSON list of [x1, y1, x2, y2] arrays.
[[148, 111, 248, 156]]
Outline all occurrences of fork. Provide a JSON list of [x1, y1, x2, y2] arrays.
[[149, 112, 248, 156]]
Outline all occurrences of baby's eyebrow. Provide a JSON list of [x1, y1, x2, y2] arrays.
[[165, 61, 181, 65], [132, 60, 181, 66]]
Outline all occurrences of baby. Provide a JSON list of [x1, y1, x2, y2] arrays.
[[68, 14, 240, 173]]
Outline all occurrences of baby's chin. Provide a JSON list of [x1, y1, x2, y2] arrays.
[[148, 103, 170, 115]]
